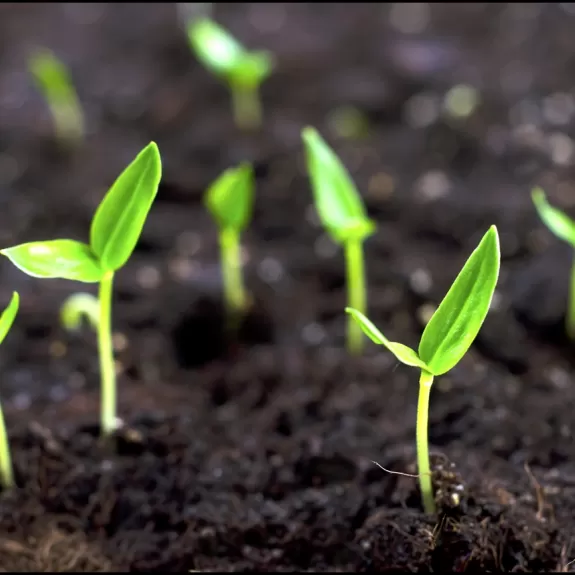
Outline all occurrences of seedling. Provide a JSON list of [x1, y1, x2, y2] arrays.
[[302, 126, 376, 355], [28, 48, 84, 146], [347, 225, 500, 514], [0, 292, 19, 490], [205, 163, 254, 325], [186, 17, 274, 130], [532, 187, 575, 339], [61, 292, 100, 333], [1, 143, 162, 437]]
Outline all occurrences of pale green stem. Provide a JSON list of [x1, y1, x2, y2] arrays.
[[220, 228, 246, 320], [0, 404, 14, 489], [345, 238, 366, 355], [417, 371, 435, 514], [230, 82, 262, 131], [98, 270, 117, 437], [567, 255, 575, 339]]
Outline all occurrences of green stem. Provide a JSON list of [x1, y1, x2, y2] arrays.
[[0, 404, 14, 489], [567, 255, 575, 339], [231, 83, 262, 131], [98, 270, 117, 437], [417, 371, 435, 514], [220, 228, 246, 321], [345, 238, 366, 355]]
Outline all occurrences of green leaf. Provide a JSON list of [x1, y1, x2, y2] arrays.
[[418, 225, 500, 376], [532, 187, 575, 248], [0, 292, 19, 345], [345, 307, 430, 370], [204, 163, 254, 231], [187, 18, 273, 87], [29, 48, 77, 106], [1, 240, 103, 283], [302, 127, 376, 245], [90, 142, 162, 272]]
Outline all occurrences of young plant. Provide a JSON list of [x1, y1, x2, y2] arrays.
[[205, 163, 254, 324], [346, 225, 500, 514], [28, 48, 85, 146], [302, 126, 376, 355], [1, 143, 162, 437], [186, 17, 274, 130], [531, 187, 575, 339], [0, 292, 20, 490]]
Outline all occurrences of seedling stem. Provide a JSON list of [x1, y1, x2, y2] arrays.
[[98, 270, 116, 435], [220, 227, 246, 317], [417, 371, 434, 514], [345, 238, 366, 355], [0, 406, 13, 489], [231, 82, 261, 131]]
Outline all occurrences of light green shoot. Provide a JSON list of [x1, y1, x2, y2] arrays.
[[347, 226, 500, 514], [204, 163, 254, 326], [531, 188, 575, 339], [0, 292, 19, 490], [1, 143, 162, 437], [61, 292, 100, 333], [28, 48, 84, 146], [302, 126, 376, 355], [186, 17, 274, 130]]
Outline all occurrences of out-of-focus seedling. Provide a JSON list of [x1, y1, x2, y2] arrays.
[[347, 226, 500, 514], [186, 17, 274, 130], [61, 292, 100, 333], [1, 143, 162, 437], [532, 187, 575, 339], [302, 126, 376, 355], [205, 163, 254, 328], [0, 292, 20, 490], [28, 48, 85, 146]]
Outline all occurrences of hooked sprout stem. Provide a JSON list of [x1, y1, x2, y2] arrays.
[[345, 238, 366, 355], [98, 270, 117, 437], [231, 82, 262, 131], [417, 371, 435, 514]]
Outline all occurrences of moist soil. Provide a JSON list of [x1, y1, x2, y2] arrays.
[[0, 3, 574, 572]]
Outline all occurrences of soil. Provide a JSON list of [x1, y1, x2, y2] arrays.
[[0, 3, 574, 572]]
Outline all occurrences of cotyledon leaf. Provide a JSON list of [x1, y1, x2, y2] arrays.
[[90, 142, 162, 272], [345, 307, 430, 371], [532, 187, 575, 248], [418, 225, 500, 376], [1, 240, 103, 283]]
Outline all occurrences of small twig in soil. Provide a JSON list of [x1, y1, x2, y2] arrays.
[[524, 462, 546, 521]]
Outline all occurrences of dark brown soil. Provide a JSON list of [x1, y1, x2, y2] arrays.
[[0, 3, 575, 572]]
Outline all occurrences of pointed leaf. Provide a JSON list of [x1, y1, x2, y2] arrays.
[[302, 127, 376, 245], [1, 240, 103, 283], [345, 307, 430, 370], [90, 142, 162, 271], [418, 225, 500, 376], [0, 292, 19, 345], [204, 163, 254, 231], [532, 187, 575, 248]]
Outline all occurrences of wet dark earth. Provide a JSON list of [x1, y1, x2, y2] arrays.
[[0, 2, 575, 571]]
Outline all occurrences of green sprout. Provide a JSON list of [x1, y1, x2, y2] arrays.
[[531, 187, 575, 339], [28, 48, 85, 146], [61, 292, 100, 333], [347, 225, 500, 514], [302, 126, 376, 355], [186, 17, 274, 130], [0, 292, 19, 490], [205, 163, 254, 326], [1, 143, 162, 437]]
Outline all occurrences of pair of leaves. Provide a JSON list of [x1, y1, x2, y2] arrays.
[[187, 18, 273, 89], [205, 163, 254, 231], [347, 225, 500, 376], [532, 187, 575, 247], [2, 142, 162, 283], [302, 127, 376, 245]]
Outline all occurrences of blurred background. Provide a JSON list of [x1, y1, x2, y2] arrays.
[[0, 3, 574, 409]]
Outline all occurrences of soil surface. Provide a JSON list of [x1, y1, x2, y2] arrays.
[[0, 3, 574, 572]]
